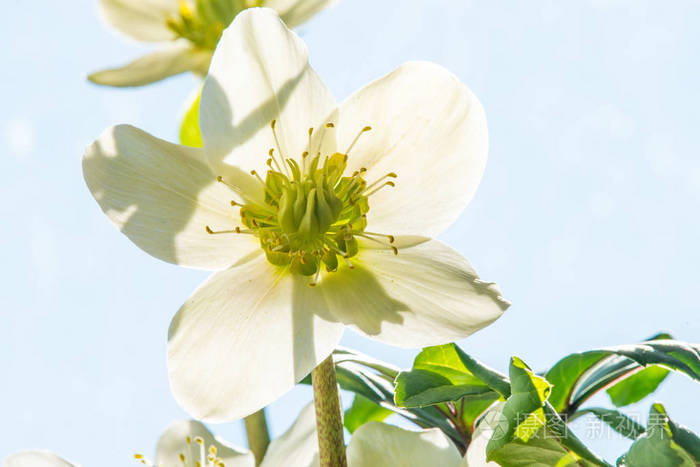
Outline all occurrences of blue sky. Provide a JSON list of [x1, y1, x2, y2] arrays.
[[1, 0, 698, 464]]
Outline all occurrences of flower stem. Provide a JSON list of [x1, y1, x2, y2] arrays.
[[312, 354, 347, 467], [244, 409, 271, 466]]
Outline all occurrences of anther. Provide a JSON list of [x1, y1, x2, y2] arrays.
[[392, 246, 398, 255], [325, 122, 335, 128]]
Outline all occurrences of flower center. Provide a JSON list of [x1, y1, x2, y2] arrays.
[[134, 435, 225, 466], [207, 120, 398, 285], [166, 0, 263, 50]]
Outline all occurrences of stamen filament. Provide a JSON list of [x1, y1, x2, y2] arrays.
[[364, 172, 397, 193], [363, 180, 395, 197], [345, 125, 372, 155], [270, 120, 291, 178], [206, 226, 257, 235], [268, 148, 285, 174]]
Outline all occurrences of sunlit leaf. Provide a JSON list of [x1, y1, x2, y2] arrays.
[[606, 365, 670, 407], [394, 344, 507, 408], [179, 87, 203, 148], [546, 335, 698, 414], [619, 404, 698, 467], [344, 395, 393, 433]]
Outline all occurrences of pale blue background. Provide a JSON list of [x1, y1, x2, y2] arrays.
[[1, 0, 698, 464]]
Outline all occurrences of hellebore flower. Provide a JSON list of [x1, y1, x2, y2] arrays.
[[83, 8, 510, 422], [89, 0, 335, 86], [3, 404, 472, 467]]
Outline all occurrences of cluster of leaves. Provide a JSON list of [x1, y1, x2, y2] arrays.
[[319, 335, 699, 466]]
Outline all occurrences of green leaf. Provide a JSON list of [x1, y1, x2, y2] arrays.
[[619, 404, 698, 467], [333, 346, 400, 380], [546, 351, 609, 413], [546, 335, 699, 414], [343, 395, 393, 433], [572, 408, 646, 440], [486, 357, 609, 466], [487, 357, 552, 455], [179, 87, 203, 148], [394, 344, 508, 408], [606, 365, 670, 407], [487, 427, 587, 467]]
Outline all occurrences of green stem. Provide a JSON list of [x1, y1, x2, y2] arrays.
[[312, 354, 348, 467], [244, 409, 271, 466]]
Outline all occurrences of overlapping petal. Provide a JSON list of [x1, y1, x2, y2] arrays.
[[88, 42, 211, 87], [320, 239, 510, 348], [263, 0, 335, 28], [336, 61, 489, 238], [463, 403, 504, 467], [83, 124, 259, 270], [259, 403, 319, 467], [200, 7, 336, 186], [156, 420, 254, 466], [4, 451, 76, 467], [167, 252, 344, 421], [100, 0, 180, 42], [347, 422, 463, 467]]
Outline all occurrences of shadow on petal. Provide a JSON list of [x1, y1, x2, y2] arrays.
[[316, 264, 410, 337], [201, 64, 311, 179]]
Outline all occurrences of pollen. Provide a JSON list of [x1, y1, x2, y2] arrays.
[[134, 434, 227, 467], [205, 120, 398, 285]]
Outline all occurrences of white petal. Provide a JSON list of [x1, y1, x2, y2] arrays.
[[320, 239, 509, 348], [260, 403, 319, 467], [88, 42, 211, 87], [200, 8, 336, 186], [167, 253, 344, 421], [336, 61, 488, 238], [347, 422, 462, 467], [83, 124, 259, 270], [4, 451, 76, 467], [262, 0, 335, 28], [100, 0, 179, 42], [463, 403, 504, 467], [156, 420, 254, 467]]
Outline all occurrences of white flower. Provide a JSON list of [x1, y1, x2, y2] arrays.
[[89, 0, 335, 87], [3, 420, 254, 467], [3, 406, 470, 467], [135, 419, 254, 466], [4, 451, 77, 467], [83, 7, 510, 422]]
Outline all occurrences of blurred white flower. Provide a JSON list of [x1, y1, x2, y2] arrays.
[[88, 0, 335, 87], [4, 405, 471, 467], [4, 451, 76, 467]]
